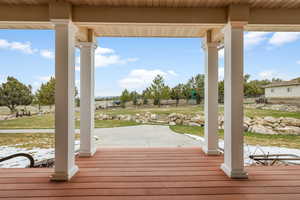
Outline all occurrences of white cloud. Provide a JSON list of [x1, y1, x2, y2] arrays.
[[36, 76, 52, 82], [218, 32, 269, 59], [0, 38, 56, 60], [269, 32, 300, 46], [297, 60, 300, 65], [0, 75, 7, 84], [119, 69, 177, 90], [258, 70, 295, 81], [167, 70, 178, 76], [258, 70, 275, 80], [76, 46, 138, 68], [95, 47, 115, 54], [244, 32, 270, 48], [0, 39, 37, 54], [40, 49, 54, 59]]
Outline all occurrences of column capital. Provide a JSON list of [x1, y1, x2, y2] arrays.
[[77, 42, 98, 49], [51, 19, 78, 32], [202, 41, 220, 50], [225, 21, 247, 29]]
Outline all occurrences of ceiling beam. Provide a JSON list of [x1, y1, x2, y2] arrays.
[[72, 6, 227, 25]]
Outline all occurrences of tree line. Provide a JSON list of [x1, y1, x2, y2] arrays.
[[0, 76, 78, 113], [0, 74, 280, 113], [119, 74, 279, 108]]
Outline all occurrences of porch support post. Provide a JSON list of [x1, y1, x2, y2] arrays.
[[51, 19, 78, 181], [202, 30, 219, 155], [79, 40, 97, 157], [220, 22, 248, 179]]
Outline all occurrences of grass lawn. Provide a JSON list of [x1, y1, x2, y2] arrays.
[[96, 105, 204, 116], [0, 114, 140, 129], [0, 105, 299, 129], [170, 125, 300, 149], [99, 105, 300, 118], [0, 133, 80, 149]]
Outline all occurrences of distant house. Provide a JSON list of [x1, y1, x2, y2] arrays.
[[264, 78, 300, 105]]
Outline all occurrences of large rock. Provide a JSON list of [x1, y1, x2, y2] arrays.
[[188, 122, 201, 127], [280, 118, 300, 127], [263, 116, 277, 123], [275, 126, 300, 135], [248, 125, 277, 135], [169, 121, 176, 126], [150, 114, 158, 120], [190, 115, 205, 125]]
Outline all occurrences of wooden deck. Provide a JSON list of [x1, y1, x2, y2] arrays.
[[1, 147, 300, 200]]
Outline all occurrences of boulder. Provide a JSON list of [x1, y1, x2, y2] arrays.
[[169, 122, 176, 126], [248, 125, 277, 135], [190, 115, 205, 124], [175, 119, 182, 125], [263, 116, 277, 123], [150, 114, 158, 120], [188, 122, 201, 127], [275, 126, 300, 135], [280, 118, 300, 127]]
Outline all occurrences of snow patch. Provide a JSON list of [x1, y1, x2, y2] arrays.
[[184, 134, 300, 165], [0, 141, 80, 168]]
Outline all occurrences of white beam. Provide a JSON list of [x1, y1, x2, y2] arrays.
[[203, 30, 219, 155], [220, 22, 248, 179], [51, 19, 78, 181], [79, 41, 97, 157]]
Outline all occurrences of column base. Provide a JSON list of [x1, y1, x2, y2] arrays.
[[79, 148, 97, 157], [50, 165, 79, 181], [202, 147, 220, 155], [220, 163, 248, 179]]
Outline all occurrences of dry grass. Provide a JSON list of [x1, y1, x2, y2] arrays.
[[170, 125, 300, 149]]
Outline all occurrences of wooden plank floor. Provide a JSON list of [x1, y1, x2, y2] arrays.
[[1, 147, 300, 200]]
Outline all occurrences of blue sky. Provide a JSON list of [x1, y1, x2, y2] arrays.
[[0, 30, 300, 97]]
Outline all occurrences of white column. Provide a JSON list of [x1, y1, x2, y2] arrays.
[[79, 42, 97, 157], [51, 19, 78, 181], [220, 22, 248, 179], [203, 38, 219, 155]]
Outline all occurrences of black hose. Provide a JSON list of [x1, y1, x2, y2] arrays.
[[0, 153, 35, 168]]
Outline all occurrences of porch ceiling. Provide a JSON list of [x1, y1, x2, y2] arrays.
[[80, 24, 222, 38], [3, 0, 300, 9]]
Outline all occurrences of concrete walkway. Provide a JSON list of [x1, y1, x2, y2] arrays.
[[0, 125, 201, 147], [94, 125, 201, 147]]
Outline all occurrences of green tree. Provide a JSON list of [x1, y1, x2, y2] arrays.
[[142, 88, 151, 105], [36, 77, 55, 109], [161, 86, 170, 100], [218, 80, 224, 103], [170, 84, 183, 106], [120, 89, 130, 108], [0, 76, 33, 113], [182, 83, 192, 103], [187, 74, 205, 104], [149, 75, 166, 107], [130, 91, 139, 106], [243, 74, 271, 97]]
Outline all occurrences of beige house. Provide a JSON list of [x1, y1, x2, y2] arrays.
[[264, 78, 300, 105]]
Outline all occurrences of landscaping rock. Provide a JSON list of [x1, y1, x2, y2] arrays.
[[188, 122, 201, 127], [280, 118, 300, 127], [169, 122, 176, 126], [274, 126, 300, 135], [248, 125, 277, 135]]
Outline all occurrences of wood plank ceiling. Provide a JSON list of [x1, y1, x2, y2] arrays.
[[2, 0, 300, 9]]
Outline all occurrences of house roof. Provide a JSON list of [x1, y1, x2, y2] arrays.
[[264, 77, 300, 88]]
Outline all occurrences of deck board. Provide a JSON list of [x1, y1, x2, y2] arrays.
[[1, 147, 300, 199]]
